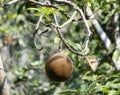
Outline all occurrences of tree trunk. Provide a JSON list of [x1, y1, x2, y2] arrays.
[[0, 55, 9, 95]]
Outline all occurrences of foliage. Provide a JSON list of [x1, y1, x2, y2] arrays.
[[0, 0, 120, 95]]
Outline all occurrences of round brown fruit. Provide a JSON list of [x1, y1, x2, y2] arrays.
[[45, 53, 73, 82]]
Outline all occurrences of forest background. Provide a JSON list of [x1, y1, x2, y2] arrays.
[[0, 0, 120, 95]]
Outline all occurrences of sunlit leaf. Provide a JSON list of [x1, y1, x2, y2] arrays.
[[112, 49, 120, 63], [86, 56, 99, 71], [26, 8, 40, 12], [27, 7, 58, 15], [66, 39, 77, 49], [112, 49, 120, 70], [31, 61, 40, 66], [54, 36, 60, 44], [0, 27, 6, 33]]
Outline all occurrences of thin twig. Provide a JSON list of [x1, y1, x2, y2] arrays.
[[36, 15, 43, 30], [55, 0, 92, 51], [29, 0, 58, 9], [3, 0, 19, 7], [29, 0, 76, 21], [77, 9, 92, 36], [52, 10, 77, 28], [58, 40, 62, 52], [6, 0, 19, 5], [59, 10, 77, 28], [53, 14, 84, 56], [29, 0, 92, 54], [29, 0, 95, 23], [33, 29, 49, 51], [33, 15, 44, 51]]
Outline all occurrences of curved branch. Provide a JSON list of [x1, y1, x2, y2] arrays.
[[33, 30, 43, 51], [55, 0, 92, 51], [29, 0, 58, 9], [53, 14, 84, 56], [1, 0, 19, 7], [55, 0, 92, 35], [29, 0, 91, 54], [33, 15, 44, 51], [52, 10, 77, 28], [86, 4, 111, 50]]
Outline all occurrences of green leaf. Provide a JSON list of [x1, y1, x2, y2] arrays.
[[82, 75, 92, 81], [87, 82, 97, 92], [112, 49, 120, 63], [76, 43, 82, 50], [54, 36, 60, 44], [102, 88, 110, 93], [108, 90, 116, 95], [86, 56, 99, 71], [31, 61, 40, 66], [27, 7, 58, 15], [26, 8, 40, 12], [33, 13, 41, 17], [58, 89, 78, 94], [84, 48, 90, 55], [115, 7, 120, 13], [0, 27, 6, 33], [81, 84, 87, 91], [66, 39, 77, 48]]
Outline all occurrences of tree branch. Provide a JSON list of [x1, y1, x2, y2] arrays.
[[0, 55, 9, 95], [55, 0, 92, 51], [114, 13, 120, 48], [29, 0, 92, 54], [86, 4, 111, 50], [52, 10, 77, 28], [53, 14, 84, 56], [3, 0, 19, 7], [33, 15, 44, 51], [29, 0, 58, 9]]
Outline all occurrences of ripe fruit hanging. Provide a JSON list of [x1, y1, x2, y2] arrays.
[[45, 53, 73, 82]]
